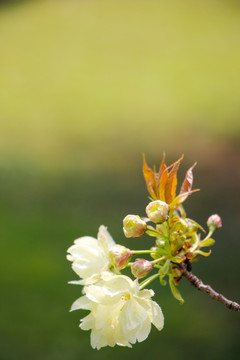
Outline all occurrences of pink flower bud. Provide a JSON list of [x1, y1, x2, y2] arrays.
[[146, 200, 169, 223], [109, 245, 133, 271], [123, 215, 147, 238], [207, 214, 222, 231], [131, 259, 153, 279]]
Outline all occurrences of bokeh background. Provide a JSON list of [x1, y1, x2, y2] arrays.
[[0, 0, 239, 359]]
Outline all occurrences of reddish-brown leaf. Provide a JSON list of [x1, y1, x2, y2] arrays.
[[165, 155, 184, 204], [143, 155, 158, 199], [159, 168, 169, 201], [159, 153, 167, 178], [180, 162, 197, 195], [169, 189, 200, 209]]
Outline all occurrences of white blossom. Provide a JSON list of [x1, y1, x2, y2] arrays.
[[67, 225, 116, 284], [70, 274, 164, 349]]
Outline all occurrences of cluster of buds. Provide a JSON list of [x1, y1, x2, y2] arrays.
[[123, 200, 170, 237], [118, 155, 222, 303]]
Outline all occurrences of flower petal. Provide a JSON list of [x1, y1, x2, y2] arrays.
[[73, 236, 99, 247], [121, 298, 147, 331], [68, 279, 85, 285], [136, 318, 151, 342], [70, 295, 91, 312], [72, 255, 107, 279], [98, 225, 116, 251], [85, 284, 123, 305], [102, 275, 134, 293], [90, 329, 101, 349], [138, 289, 155, 299], [67, 242, 101, 259], [80, 314, 95, 330], [147, 300, 164, 330]]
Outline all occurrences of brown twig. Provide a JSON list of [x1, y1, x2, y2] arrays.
[[178, 262, 240, 312]]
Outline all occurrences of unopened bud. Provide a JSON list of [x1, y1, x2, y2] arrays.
[[131, 259, 153, 279], [109, 245, 133, 271], [123, 215, 147, 238], [146, 200, 169, 223], [207, 214, 222, 232]]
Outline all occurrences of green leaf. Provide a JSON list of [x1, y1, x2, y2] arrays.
[[186, 218, 206, 233], [200, 238, 215, 247], [156, 223, 169, 237], [159, 274, 167, 286], [195, 249, 212, 257], [159, 259, 170, 275], [151, 246, 168, 258], [169, 276, 184, 304], [150, 247, 159, 259], [146, 229, 162, 237], [156, 238, 166, 246], [146, 225, 169, 239], [171, 220, 186, 233], [171, 256, 184, 263], [187, 233, 201, 252], [156, 239, 170, 257], [178, 205, 186, 218]]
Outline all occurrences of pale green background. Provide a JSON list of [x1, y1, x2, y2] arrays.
[[0, 1, 239, 359]]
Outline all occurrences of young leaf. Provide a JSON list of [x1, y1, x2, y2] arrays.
[[159, 153, 167, 177], [156, 223, 169, 237], [195, 249, 212, 257], [143, 155, 158, 199], [165, 155, 184, 204], [171, 256, 184, 263], [169, 276, 184, 304], [159, 274, 167, 286], [185, 218, 206, 233], [159, 259, 170, 275], [180, 162, 197, 194], [156, 238, 166, 246], [200, 238, 215, 247], [159, 168, 169, 201], [146, 229, 166, 238], [169, 189, 200, 209], [178, 204, 186, 219], [169, 215, 180, 226]]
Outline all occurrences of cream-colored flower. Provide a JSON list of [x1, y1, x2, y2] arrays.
[[67, 225, 116, 284], [70, 274, 164, 349]]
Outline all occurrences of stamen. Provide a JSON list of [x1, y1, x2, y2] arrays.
[[121, 293, 130, 301]]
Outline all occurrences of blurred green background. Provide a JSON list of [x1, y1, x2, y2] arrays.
[[0, 0, 239, 359]]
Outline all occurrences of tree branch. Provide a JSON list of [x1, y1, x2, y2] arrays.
[[178, 262, 240, 312]]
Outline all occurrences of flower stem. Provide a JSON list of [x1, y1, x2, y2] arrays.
[[152, 256, 166, 264], [133, 250, 155, 254], [202, 229, 214, 241], [139, 273, 159, 290]]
